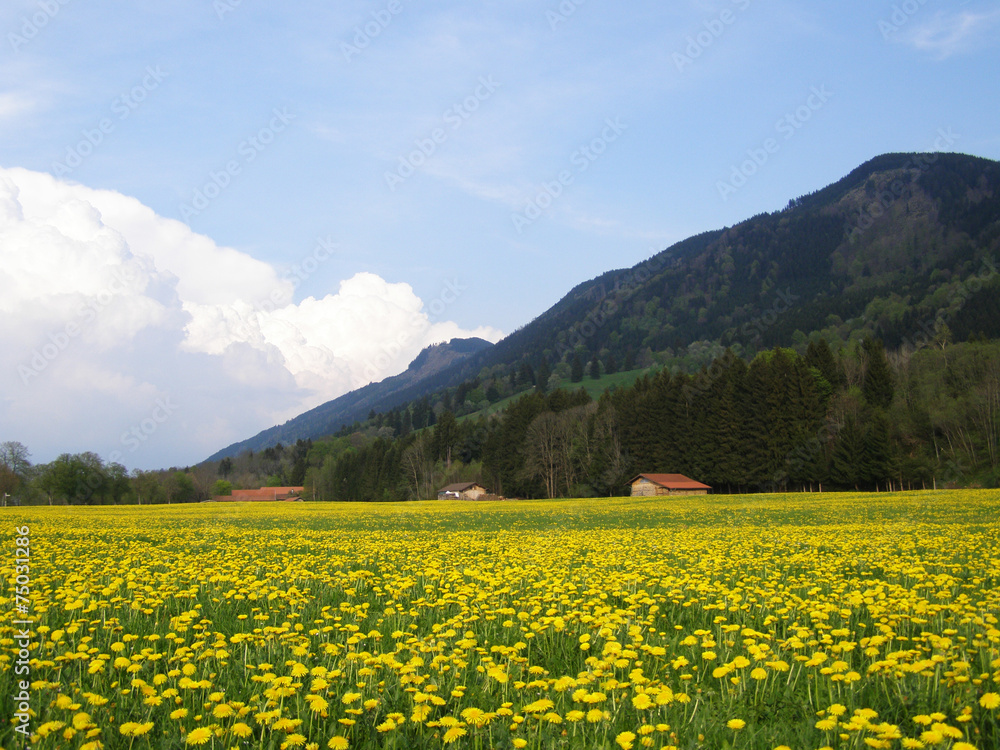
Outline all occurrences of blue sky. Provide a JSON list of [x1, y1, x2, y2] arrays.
[[2, 0, 999, 469]]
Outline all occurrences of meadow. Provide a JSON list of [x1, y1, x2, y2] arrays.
[[1, 491, 998, 750]]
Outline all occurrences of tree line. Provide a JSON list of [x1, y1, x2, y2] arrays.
[[276, 337, 1000, 500], [3, 338, 997, 505]]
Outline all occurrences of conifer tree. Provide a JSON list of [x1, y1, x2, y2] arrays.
[[861, 338, 894, 410], [831, 414, 865, 490]]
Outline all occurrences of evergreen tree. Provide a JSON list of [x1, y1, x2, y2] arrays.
[[861, 338, 895, 410], [433, 411, 459, 466], [289, 457, 307, 486], [605, 353, 618, 375], [589, 355, 601, 380], [535, 361, 552, 393], [831, 415, 865, 490], [862, 411, 892, 489], [517, 361, 535, 389], [806, 337, 840, 388], [570, 354, 584, 383]]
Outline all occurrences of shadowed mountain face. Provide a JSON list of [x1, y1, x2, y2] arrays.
[[208, 152, 1000, 461]]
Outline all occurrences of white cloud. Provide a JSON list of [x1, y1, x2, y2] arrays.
[[0, 91, 36, 122], [0, 167, 502, 469], [903, 10, 1000, 60]]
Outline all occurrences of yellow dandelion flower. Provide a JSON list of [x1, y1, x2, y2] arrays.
[[213, 704, 235, 719], [442, 726, 466, 744], [632, 693, 653, 710], [727, 719, 746, 730], [273, 717, 302, 732], [616, 731, 637, 750], [186, 727, 213, 745], [73, 713, 93, 731], [37, 721, 67, 738], [55, 694, 75, 710]]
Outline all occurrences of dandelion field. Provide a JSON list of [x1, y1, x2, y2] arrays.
[[2, 491, 999, 750]]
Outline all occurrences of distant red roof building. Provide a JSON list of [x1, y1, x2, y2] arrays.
[[628, 474, 711, 497], [212, 486, 304, 502]]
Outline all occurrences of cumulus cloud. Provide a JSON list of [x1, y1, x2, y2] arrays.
[[0, 167, 501, 469]]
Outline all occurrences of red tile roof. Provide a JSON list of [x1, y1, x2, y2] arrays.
[[214, 486, 304, 502], [629, 474, 711, 490]]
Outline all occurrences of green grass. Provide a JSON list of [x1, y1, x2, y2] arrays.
[[457, 367, 653, 423]]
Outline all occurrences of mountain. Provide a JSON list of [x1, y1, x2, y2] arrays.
[[207, 151, 1000, 460], [469, 152, 1000, 366], [206, 337, 493, 461]]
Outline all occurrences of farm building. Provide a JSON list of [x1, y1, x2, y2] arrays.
[[437, 482, 489, 501], [212, 486, 304, 502], [628, 474, 711, 497]]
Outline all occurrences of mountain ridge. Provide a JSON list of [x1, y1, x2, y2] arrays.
[[206, 151, 1000, 462], [206, 337, 493, 461]]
